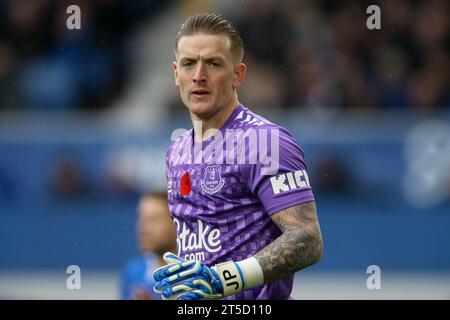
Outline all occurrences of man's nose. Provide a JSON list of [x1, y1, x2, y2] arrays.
[[193, 63, 206, 83]]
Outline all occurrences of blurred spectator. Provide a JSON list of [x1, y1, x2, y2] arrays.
[[237, 0, 294, 67], [313, 154, 353, 194], [102, 151, 141, 201], [0, 0, 168, 111], [0, 0, 448, 112], [230, 0, 450, 111], [48, 153, 91, 199], [0, 41, 20, 110], [240, 53, 286, 111], [408, 50, 449, 111], [121, 190, 177, 300]]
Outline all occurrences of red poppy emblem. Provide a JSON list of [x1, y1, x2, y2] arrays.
[[180, 171, 192, 196]]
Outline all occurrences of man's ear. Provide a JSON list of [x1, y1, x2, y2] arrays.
[[232, 63, 246, 90], [173, 61, 179, 86]]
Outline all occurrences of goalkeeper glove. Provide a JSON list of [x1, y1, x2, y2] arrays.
[[152, 252, 264, 300]]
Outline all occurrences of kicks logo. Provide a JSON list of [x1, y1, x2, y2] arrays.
[[270, 169, 311, 195]]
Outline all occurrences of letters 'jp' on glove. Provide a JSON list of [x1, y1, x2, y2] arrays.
[[152, 252, 264, 300]]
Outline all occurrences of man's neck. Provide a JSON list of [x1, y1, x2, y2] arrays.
[[190, 97, 239, 142]]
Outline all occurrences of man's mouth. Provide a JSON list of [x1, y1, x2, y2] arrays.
[[191, 89, 210, 97]]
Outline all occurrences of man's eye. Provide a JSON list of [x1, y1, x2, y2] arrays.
[[209, 62, 220, 67], [183, 62, 194, 67]]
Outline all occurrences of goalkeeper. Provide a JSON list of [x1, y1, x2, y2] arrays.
[[154, 13, 323, 300]]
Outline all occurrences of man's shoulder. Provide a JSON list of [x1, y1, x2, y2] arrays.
[[231, 105, 273, 128], [231, 105, 296, 140]]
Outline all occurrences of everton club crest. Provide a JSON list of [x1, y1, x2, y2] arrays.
[[200, 165, 225, 194]]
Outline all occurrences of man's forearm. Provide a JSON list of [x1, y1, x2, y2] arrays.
[[253, 201, 323, 283]]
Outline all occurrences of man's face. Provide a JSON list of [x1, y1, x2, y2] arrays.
[[174, 33, 245, 118], [137, 197, 176, 253]]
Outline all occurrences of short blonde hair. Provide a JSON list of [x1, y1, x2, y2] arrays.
[[175, 13, 244, 64]]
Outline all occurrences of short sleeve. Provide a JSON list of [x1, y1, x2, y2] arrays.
[[242, 126, 315, 215]]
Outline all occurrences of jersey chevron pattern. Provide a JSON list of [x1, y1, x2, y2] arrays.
[[166, 104, 315, 299]]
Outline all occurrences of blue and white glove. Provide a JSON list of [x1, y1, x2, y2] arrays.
[[152, 252, 264, 300]]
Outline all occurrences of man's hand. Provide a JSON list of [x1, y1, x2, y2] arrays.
[[152, 252, 245, 300]]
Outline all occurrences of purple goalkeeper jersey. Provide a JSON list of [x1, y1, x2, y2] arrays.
[[166, 103, 315, 300]]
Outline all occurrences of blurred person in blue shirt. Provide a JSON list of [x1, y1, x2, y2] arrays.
[[121, 190, 177, 300]]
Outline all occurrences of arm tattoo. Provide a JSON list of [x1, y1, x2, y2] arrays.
[[254, 201, 323, 283]]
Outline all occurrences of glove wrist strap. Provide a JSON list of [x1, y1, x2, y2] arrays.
[[237, 257, 264, 290], [214, 261, 244, 296], [214, 257, 264, 297]]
